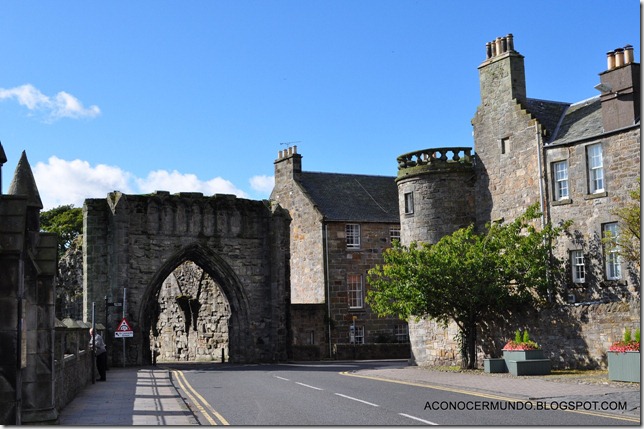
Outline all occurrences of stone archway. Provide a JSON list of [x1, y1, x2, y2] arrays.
[[140, 243, 253, 364], [83, 191, 291, 366], [151, 260, 231, 363]]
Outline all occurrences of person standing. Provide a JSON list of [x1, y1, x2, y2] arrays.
[[89, 328, 107, 381]]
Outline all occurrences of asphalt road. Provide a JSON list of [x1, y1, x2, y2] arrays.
[[165, 361, 636, 426]]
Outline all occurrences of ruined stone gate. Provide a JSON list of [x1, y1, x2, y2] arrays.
[[83, 191, 291, 365]]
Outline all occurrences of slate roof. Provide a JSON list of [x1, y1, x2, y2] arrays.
[[547, 96, 603, 145], [523, 98, 570, 138], [520, 95, 612, 146], [299, 172, 400, 223]]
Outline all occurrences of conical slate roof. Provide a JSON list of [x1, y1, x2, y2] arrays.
[[0, 142, 7, 165], [8, 151, 43, 209]]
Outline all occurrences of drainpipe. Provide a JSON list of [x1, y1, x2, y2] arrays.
[[535, 125, 552, 303], [535, 125, 545, 227], [324, 223, 332, 358]]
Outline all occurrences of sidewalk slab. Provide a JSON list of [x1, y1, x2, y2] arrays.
[[57, 367, 197, 426]]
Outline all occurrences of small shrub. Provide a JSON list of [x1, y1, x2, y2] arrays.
[[624, 328, 632, 343], [522, 330, 530, 343]]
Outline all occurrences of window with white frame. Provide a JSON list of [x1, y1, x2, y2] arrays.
[[587, 144, 604, 194], [394, 324, 409, 343], [570, 250, 586, 284], [404, 192, 414, 214], [602, 222, 621, 280], [390, 227, 400, 244], [553, 160, 569, 200], [346, 224, 360, 249], [347, 274, 364, 309], [352, 326, 364, 344]]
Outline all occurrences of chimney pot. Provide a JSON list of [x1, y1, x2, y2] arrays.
[[606, 51, 615, 70], [501, 37, 507, 53], [486, 42, 492, 59], [495, 37, 503, 56], [490, 40, 497, 57], [624, 45, 634, 64], [506, 34, 514, 51], [614, 48, 624, 67]]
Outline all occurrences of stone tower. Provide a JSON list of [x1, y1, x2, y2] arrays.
[[395, 147, 475, 246], [0, 149, 58, 424]]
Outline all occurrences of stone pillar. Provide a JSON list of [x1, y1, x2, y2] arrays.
[[0, 196, 28, 425], [21, 233, 58, 424]]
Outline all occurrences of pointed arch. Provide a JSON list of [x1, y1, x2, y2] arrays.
[[139, 242, 255, 363]]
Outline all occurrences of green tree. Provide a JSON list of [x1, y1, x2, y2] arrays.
[[40, 205, 83, 256], [606, 180, 640, 269], [366, 205, 569, 369]]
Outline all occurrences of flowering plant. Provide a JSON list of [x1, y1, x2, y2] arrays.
[[608, 328, 640, 353], [502, 329, 541, 351]]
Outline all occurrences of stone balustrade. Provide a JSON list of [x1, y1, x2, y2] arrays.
[[53, 319, 105, 413], [397, 147, 473, 170]]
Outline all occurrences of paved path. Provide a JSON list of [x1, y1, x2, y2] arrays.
[[354, 366, 641, 418], [58, 367, 197, 425]]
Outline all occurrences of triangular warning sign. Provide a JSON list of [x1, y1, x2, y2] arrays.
[[117, 318, 132, 332]]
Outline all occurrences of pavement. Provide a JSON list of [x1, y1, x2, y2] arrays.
[[57, 362, 640, 425], [57, 367, 198, 426]]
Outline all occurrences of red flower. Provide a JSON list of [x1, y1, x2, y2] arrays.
[[609, 341, 640, 353], [502, 340, 540, 351]]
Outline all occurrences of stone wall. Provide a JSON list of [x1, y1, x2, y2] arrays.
[[546, 126, 640, 303], [325, 221, 408, 348], [152, 261, 231, 362], [53, 319, 95, 412], [271, 150, 326, 304], [408, 300, 640, 369]]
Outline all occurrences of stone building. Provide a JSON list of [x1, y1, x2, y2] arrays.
[[271, 147, 409, 359], [401, 35, 640, 368], [0, 147, 58, 424]]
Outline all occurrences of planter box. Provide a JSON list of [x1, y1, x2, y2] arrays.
[[502, 349, 545, 361], [506, 359, 551, 376], [484, 358, 507, 373], [608, 351, 640, 383]]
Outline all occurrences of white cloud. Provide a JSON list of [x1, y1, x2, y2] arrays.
[[32, 157, 251, 210], [33, 157, 133, 209], [135, 170, 248, 198], [249, 175, 274, 194], [0, 84, 100, 122]]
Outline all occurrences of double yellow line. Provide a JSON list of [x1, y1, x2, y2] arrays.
[[172, 369, 229, 425]]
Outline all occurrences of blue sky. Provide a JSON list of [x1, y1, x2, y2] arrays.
[[0, 1, 640, 210]]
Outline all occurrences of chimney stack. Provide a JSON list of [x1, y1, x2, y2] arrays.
[[274, 145, 302, 184], [598, 44, 640, 132], [478, 33, 526, 103]]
